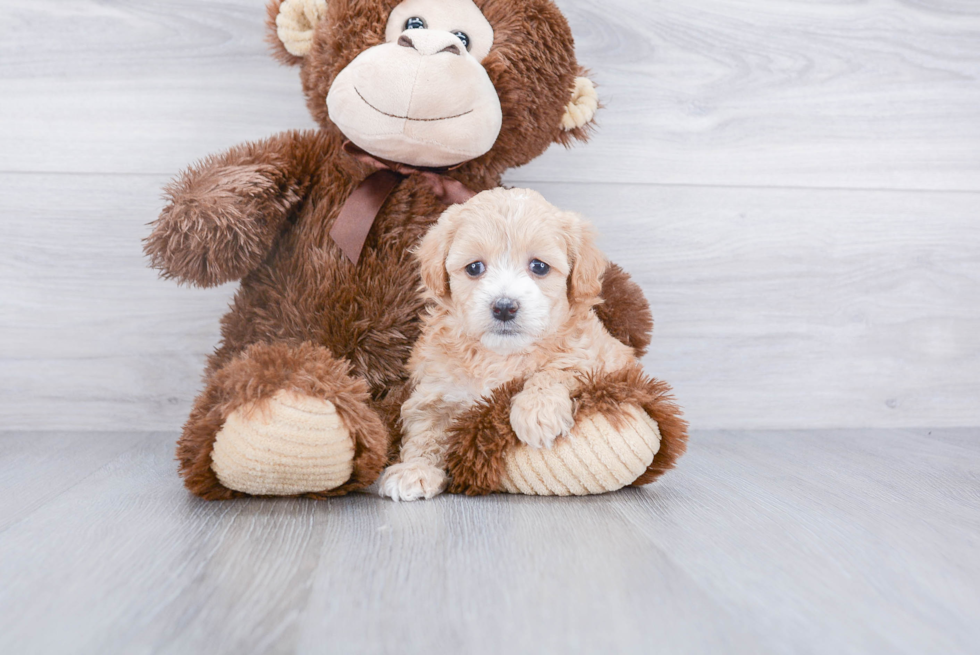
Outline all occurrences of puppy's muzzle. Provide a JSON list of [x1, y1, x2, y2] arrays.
[[492, 298, 520, 323]]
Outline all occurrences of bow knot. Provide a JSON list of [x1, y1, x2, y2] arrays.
[[328, 142, 478, 264]]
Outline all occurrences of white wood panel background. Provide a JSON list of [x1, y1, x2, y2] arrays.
[[1, 0, 979, 430]]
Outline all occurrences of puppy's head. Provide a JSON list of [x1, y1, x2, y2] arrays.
[[416, 188, 606, 353]]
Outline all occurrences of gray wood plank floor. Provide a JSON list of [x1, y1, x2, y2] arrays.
[[0, 428, 977, 654]]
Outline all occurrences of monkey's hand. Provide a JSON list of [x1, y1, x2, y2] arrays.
[[144, 132, 322, 287]]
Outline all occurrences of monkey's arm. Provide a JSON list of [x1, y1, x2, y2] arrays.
[[144, 130, 324, 287], [595, 263, 654, 358]]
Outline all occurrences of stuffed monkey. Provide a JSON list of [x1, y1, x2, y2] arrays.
[[145, 0, 686, 499]]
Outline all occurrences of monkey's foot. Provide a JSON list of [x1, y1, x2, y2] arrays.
[[210, 389, 355, 495], [446, 366, 689, 496], [500, 406, 660, 496]]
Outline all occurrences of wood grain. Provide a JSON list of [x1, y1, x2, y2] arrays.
[[3, 173, 977, 430], [0, 431, 150, 532], [609, 427, 980, 654], [1, 1, 978, 428], [0, 428, 976, 654], [1, 1, 978, 190], [547, 182, 980, 429], [521, 0, 980, 190]]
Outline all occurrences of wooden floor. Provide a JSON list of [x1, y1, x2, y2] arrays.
[[0, 428, 977, 654]]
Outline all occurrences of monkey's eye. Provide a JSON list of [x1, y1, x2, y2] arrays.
[[529, 259, 551, 277], [405, 17, 426, 30], [465, 261, 486, 278], [453, 31, 470, 50]]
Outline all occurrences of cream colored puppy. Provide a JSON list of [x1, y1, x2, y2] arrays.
[[380, 188, 636, 501]]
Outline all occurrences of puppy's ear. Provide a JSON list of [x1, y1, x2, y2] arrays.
[[566, 214, 607, 307], [415, 210, 458, 297]]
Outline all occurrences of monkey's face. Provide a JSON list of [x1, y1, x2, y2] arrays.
[[271, 0, 599, 171], [327, 0, 502, 168]]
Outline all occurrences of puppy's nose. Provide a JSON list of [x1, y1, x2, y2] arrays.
[[492, 298, 520, 322]]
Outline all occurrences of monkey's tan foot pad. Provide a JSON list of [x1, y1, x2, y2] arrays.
[[210, 389, 355, 495], [500, 406, 661, 496], [447, 368, 687, 496]]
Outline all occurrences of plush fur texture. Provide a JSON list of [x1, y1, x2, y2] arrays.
[[446, 365, 688, 495], [595, 263, 654, 358], [147, 0, 673, 498], [177, 341, 389, 499]]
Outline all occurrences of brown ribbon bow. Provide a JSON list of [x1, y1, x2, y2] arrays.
[[329, 142, 478, 264]]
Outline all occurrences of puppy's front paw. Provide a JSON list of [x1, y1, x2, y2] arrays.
[[510, 386, 575, 449], [379, 460, 448, 502]]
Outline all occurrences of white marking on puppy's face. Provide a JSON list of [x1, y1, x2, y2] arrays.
[[442, 190, 573, 354], [464, 254, 551, 352]]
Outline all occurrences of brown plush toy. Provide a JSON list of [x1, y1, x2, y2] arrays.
[[145, 0, 688, 500]]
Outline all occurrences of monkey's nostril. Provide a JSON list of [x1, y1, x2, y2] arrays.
[[492, 298, 520, 323], [439, 44, 461, 56], [398, 35, 415, 49]]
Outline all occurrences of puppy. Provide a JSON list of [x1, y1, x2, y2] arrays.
[[380, 188, 636, 501]]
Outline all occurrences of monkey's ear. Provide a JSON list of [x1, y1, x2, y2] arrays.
[[559, 74, 600, 143], [267, 0, 327, 64]]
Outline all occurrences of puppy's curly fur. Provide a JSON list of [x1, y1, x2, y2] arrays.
[[380, 189, 638, 501]]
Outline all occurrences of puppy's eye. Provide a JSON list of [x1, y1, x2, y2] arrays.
[[453, 31, 470, 49], [465, 261, 486, 277], [405, 17, 426, 30], [529, 259, 551, 277]]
